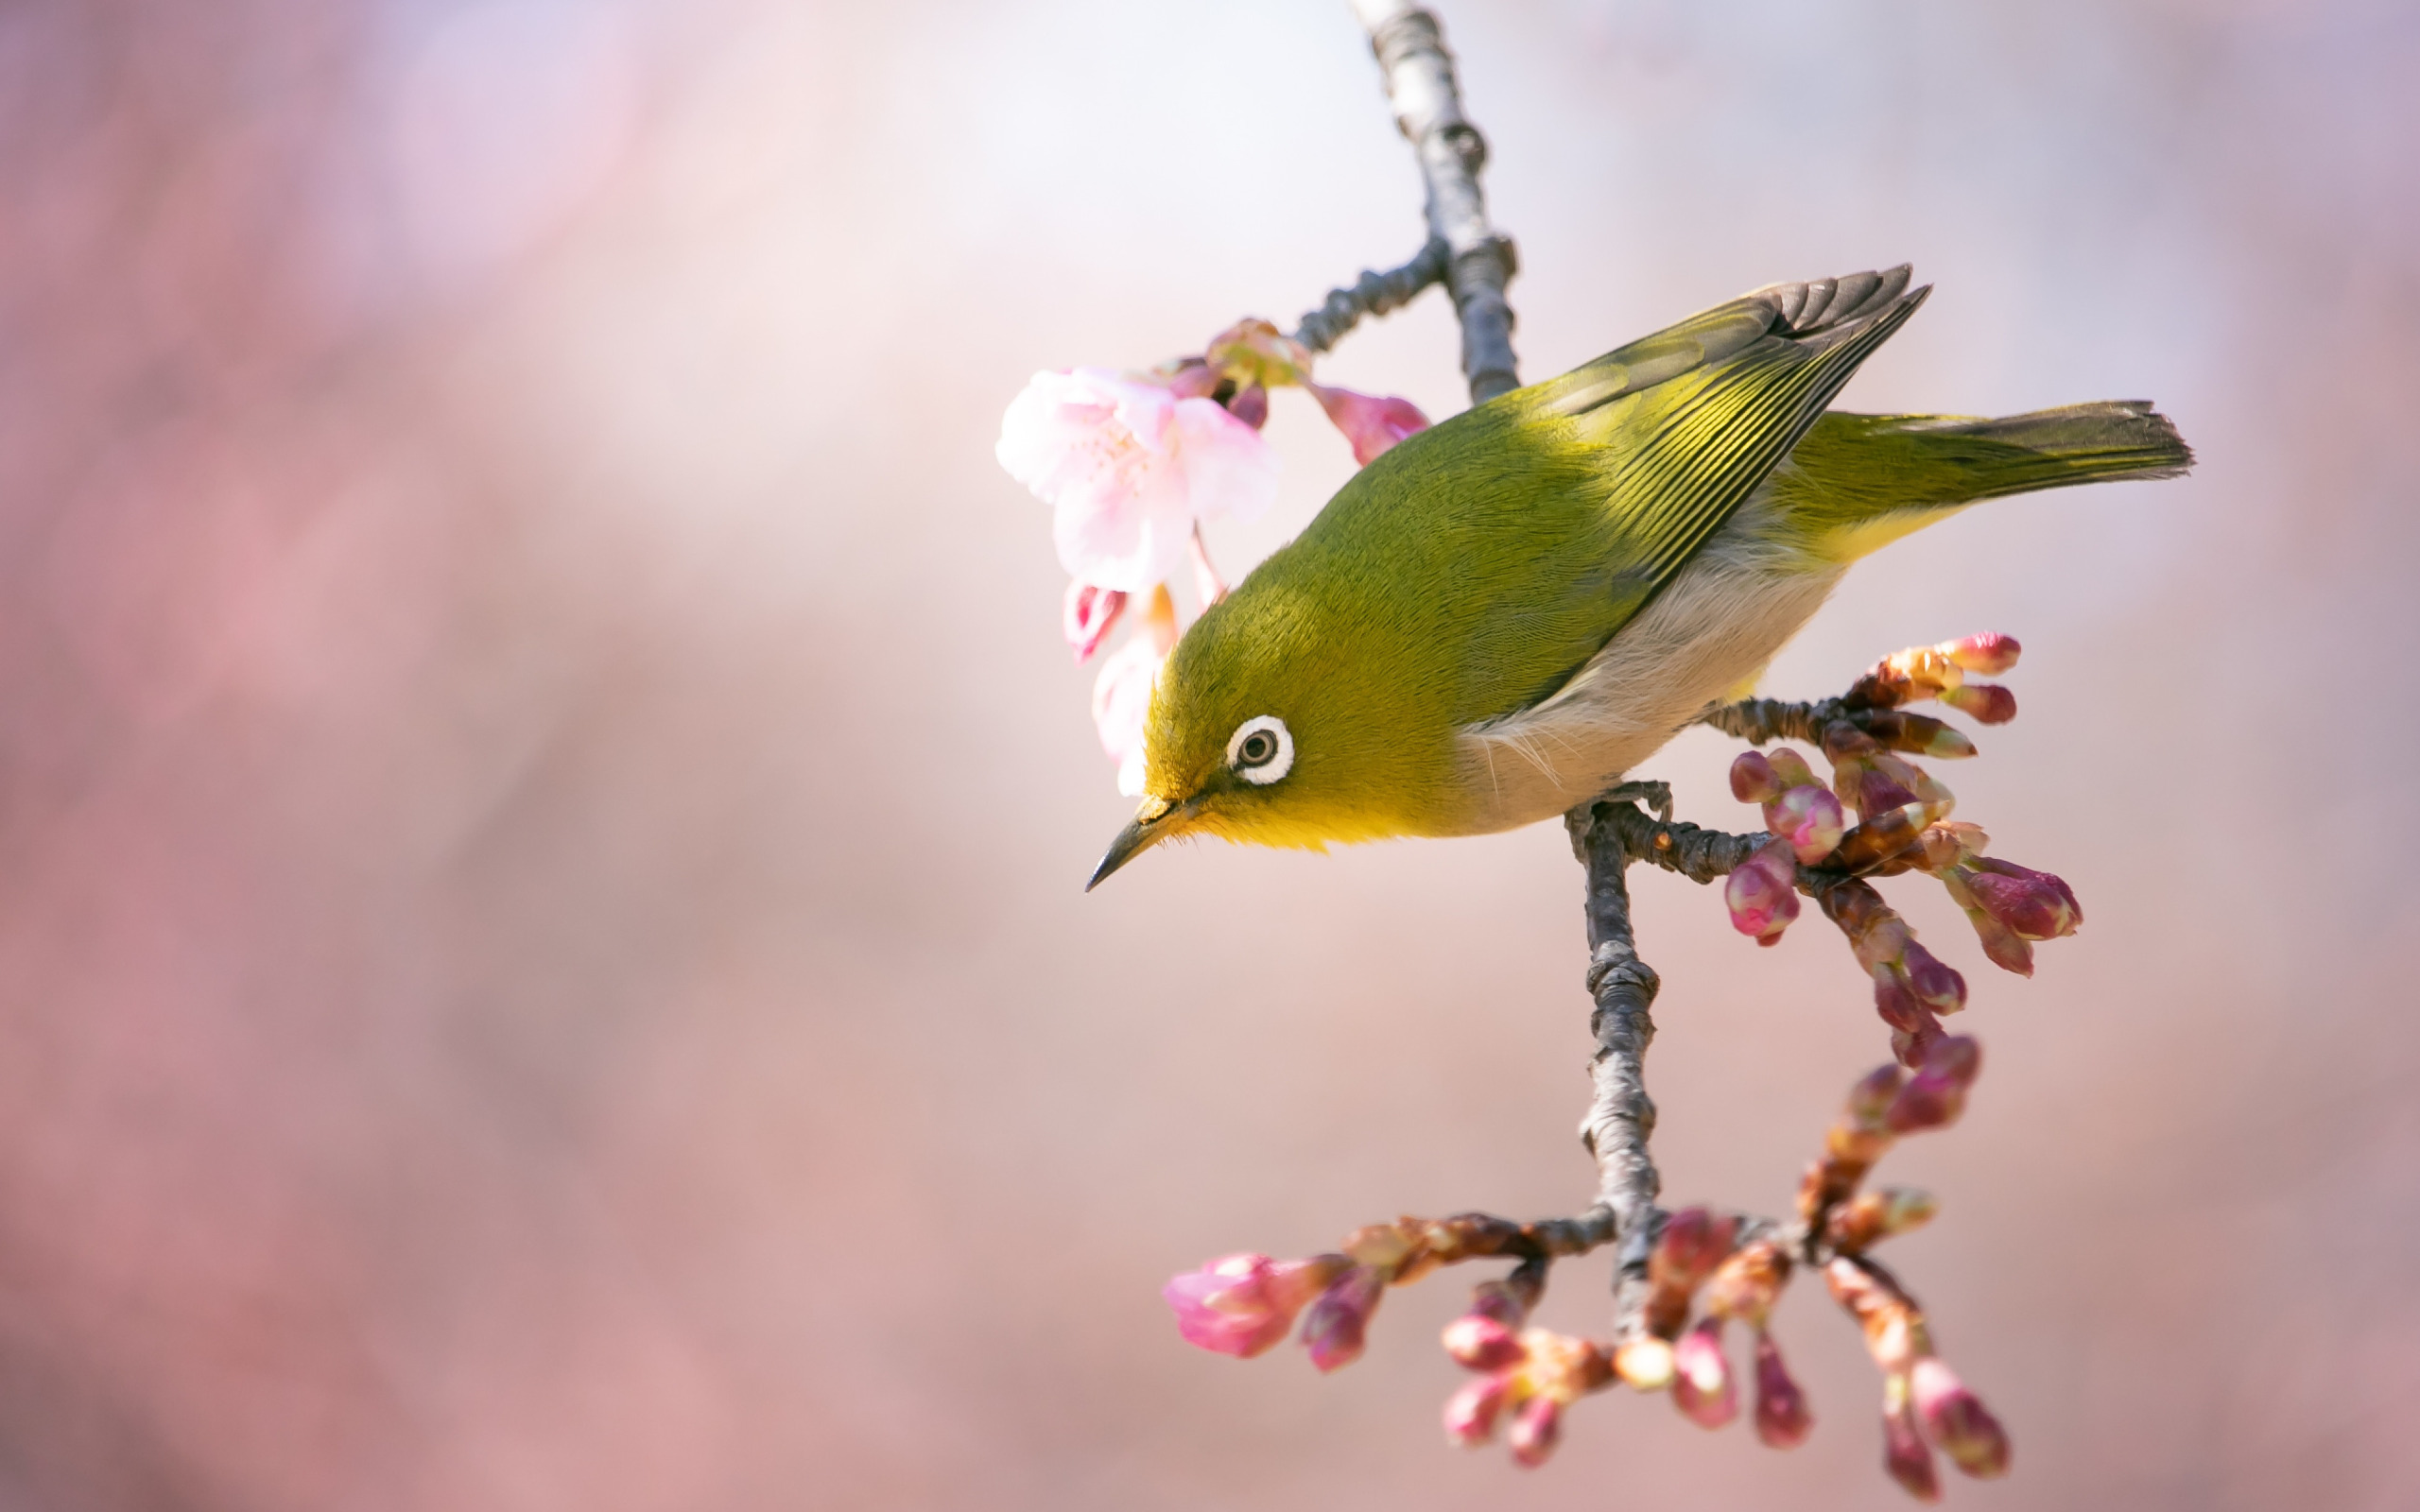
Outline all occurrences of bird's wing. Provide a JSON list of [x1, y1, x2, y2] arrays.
[[1446, 266, 1928, 724]]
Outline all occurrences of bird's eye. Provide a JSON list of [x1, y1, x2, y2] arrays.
[[1225, 715, 1294, 785]]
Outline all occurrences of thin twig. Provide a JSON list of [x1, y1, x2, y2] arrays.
[[1351, 2, 1520, 403], [1293, 238, 1451, 353]]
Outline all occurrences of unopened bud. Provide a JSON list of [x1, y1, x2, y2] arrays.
[[1940, 682, 2017, 724], [1910, 1358, 2011, 1478], [1507, 1394, 1563, 1468], [1300, 1264, 1385, 1372], [1962, 858, 2083, 940], [1826, 1187, 1939, 1252], [1767, 747, 1820, 789], [1857, 710, 1978, 760], [1224, 383, 1270, 429], [1886, 1037, 1981, 1134], [1466, 1278, 1528, 1328], [1832, 803, 1930, 872], [1443, 1372, 1511, 1447], [1731, 749, 1782, 803], [1767, 784, 1847, 863], [1161, 1252, 1348, 1358], [1941, 631, 2020, 676], [1845, 1064, 1908, 1130], [1753, 1331, 1813, 1449], [1651, 1209, 1742, 1308], [1884, 1378, 1943, 1502], [1724, 841, 1801, 943], [1670, 1318, 1737, 1429], [1900, 942, 1967, 1014], [1442, 1314, 1526, 1371]]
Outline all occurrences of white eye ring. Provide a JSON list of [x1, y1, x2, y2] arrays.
[[1225, 715, 1294, 784]]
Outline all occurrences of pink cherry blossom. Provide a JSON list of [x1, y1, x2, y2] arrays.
[[1091, 587, 1179, 796], [1672, 1317, 1739, 1429], [998, 368, 1277, 592], [1307, 382, 1430, 466], [1063, 581, 1127, 663]]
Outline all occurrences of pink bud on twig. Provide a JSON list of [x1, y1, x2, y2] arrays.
[[1442, 1314, 1526, 1371], [1753, 1331, 1813, 1449], [1671, 1317, 1738, 1429], [1885, 1036, 1982, 1134], [1767, 784, 1847, 863], [1910, 1358, 2012, 1478], [1962, 858, 2083, 939], [1731, 749, 1782, 803], [1884, 1380, 1944, 1503], [1724, 839, 1801, 943], [1300, 1263, 1386, 1372], [1306, 383, 1430, 466], [1942, 631, 2021, 675], [1507, 1394, 1564, 1468], [1940, 682, 2017, 724], [1162, 1252, 1349, 1358], [1443, 1372, 1512, 1447]]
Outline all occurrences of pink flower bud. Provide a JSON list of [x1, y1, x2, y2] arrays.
[[1900, 942, 1967, 1014], [1306, 383, 1431, 466], [1940, 682, 2017, 724], [1652, 1208, 1743, 1295], [1963, 858, 2082, 939], [1615, 1334, 1677, 1391], [1724, 840, 1801, 943], [1301, 1263, 1386, 1372], [1443, 1373, 1512, 1446], [1910, 1358, 2011, 1478], [1767, 784, 1847, 863], [1671, 1318, 1738, 1429], [1753, 1332, 1813, 1449], [1886, 1036, 1981, 1133], [1767, 747, 1819, 789], [1845, 1064, 1907, 1129], [1507, 1394, 1563, 1467], [1884, 1383, 1944, 1502], [1442, 1314, 1526, 1371], [1731, 749, 1782, 803], [1063, 581, 1128, 663], [1872, 969, 1940, 1038], [1466, 1278, 1528, 1327], [1163, 1252, 1347, 1358], [1224, 383, 1269, 429], [1942, 631, 2021, 676]]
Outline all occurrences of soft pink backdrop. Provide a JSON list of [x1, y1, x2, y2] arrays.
[[0, 1, 2413, 1507]]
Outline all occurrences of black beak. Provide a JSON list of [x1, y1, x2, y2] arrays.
[[1086, 800, 1187, 890]]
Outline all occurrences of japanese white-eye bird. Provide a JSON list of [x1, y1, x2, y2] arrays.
[[1088, 266, 2190, 887]]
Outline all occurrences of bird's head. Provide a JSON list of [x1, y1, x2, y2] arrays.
[[1085, 577, 1443, 888]]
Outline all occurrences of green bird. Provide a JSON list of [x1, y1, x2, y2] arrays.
[[1087, 266, 2190, 887]]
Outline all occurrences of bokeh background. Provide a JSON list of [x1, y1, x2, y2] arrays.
[[2, 0, 2415, 1507]]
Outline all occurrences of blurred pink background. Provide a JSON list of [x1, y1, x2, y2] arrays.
[[1, 0, 2414, 1507]]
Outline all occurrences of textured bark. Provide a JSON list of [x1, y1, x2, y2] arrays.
[[1351, 2, 1520, 402]]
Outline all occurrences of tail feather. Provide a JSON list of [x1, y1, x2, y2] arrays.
[[1780, 401, 2196, 564], [1890, 401, 2195, 498]]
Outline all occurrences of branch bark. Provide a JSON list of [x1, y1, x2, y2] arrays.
[[1351, 2, 1520, 403], [1293, 238, 1450, 354]]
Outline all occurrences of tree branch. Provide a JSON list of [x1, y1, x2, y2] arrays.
[[1352, 1, 1520, 403], [1293, 237, 1450, 354]]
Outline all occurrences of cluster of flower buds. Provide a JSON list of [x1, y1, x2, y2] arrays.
[[1440, 1284, 1618, 1468], [1844, 632, 2023, 725], [1828, 1260, 2012, 1496], [1819, 878, 1968, 1065], [998, 318, 1430, 790], [1699, 1240, 1814, 1447]]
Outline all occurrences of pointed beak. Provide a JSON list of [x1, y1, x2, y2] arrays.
[[1086, 799, 1191, 891]]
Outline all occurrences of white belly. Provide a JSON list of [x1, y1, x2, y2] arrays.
[[1446, 522, 1842, 834]]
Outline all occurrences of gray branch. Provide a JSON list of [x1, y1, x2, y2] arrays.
[[1292, 238, 1451, 354], [1564, 786, 1671, 1339], [1352, 1, 1520, 404]]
